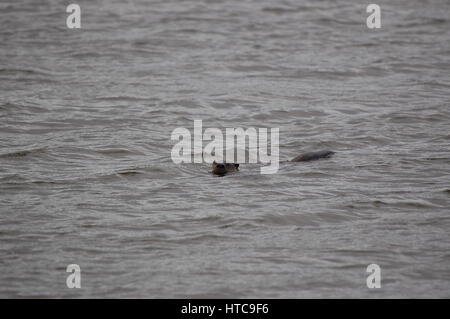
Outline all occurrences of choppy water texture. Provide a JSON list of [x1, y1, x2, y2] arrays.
[[1, 0, 449, 298]]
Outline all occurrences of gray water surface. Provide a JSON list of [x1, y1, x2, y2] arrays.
[[1, 0, 449, 298]]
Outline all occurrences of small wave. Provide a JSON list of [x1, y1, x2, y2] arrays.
[[169, 233, 231, 243], [262, 6, 314, 14], [422, 156, 450, 162], [0, 101, 46, 113], [395, 18, 448, 28], [258, 210, 356, 227], [0, 67, 51, 76], [0, 174, 28, 183], [117, 170, 142, 176], [95, 95, 154, 102], [0, 147, 47, 158], [372, 199, 440, 209], [94, 148, 145, 156], [0, 67, 56, 84]]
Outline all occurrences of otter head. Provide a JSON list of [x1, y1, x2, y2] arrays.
[[211, 161, 239, 175]]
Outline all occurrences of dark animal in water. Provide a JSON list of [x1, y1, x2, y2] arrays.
[[211, 150, 334, 175]]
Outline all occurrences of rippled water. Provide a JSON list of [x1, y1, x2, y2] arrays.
[[1, 0, 449, 298]]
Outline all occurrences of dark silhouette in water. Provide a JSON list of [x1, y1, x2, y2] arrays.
[[211, 150, 335, 175], [290, 150, 334, 162], [211, 162, 240, 175]]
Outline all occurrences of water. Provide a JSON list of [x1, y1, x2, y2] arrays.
[[1, 0, 449, 298]]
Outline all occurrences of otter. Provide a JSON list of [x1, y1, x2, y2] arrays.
[[211, 150, 334, 175], [211, 162, 240, 175]]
